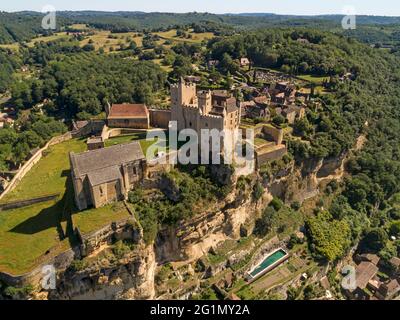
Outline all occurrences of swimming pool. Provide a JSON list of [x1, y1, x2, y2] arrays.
[[246, 248, 289, 281]]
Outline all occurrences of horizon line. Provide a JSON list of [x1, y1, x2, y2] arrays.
[[1, 10, 400, 18]]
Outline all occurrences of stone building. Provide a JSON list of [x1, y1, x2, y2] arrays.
[[106, 103, 150, 129], [170, 80, 241, 155], [86, 136, 104, 150], [69, 141, 146, 210]]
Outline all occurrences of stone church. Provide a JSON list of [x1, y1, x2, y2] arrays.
[[69, 141, 146, 210]]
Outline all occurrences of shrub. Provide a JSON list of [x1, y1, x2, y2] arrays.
[[252, 182, 264, 201], [270, 197, 283, 211], [69, 259, 88, 272], [291, 201, 301, 211], [112, 240, 132, 259], [3, 285, 34, 298]]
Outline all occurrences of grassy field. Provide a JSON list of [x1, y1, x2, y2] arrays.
[[153, 59, 173, 72], [0, 139, 86, 274], [68, 24, 90, 30], [27, 32, 70, 47], [0, 43, 20, 51], [155, 29, 214, 44], [80, 31, 143, 52], [297, 74, 330, 84]]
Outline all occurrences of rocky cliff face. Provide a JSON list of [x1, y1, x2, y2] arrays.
[[266, 153, 347, 204], [49, 245, 155, 300], [155, 187, 271, 265]]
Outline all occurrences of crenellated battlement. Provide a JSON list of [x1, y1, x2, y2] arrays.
[[181, 104, 199, 110]]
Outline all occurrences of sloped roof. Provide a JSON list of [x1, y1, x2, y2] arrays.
[[88, 166, 122, 186], [356, 262, 379, 289], [108, 104, 149, 119], [70, 141, 145, 178]]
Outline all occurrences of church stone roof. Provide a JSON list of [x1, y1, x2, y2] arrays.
[[70, 141, 145, 179], [88, 166, 123, 187]]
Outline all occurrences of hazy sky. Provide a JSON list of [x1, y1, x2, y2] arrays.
[[1, 0, 400, 16]]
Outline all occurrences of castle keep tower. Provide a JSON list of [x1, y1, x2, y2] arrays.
[[170, 79, 240, 156]]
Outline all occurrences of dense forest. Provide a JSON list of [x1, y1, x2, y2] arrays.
[[11, 41, 166, 119], [0, 49, 21, 93], [0, 12, 68, 43]]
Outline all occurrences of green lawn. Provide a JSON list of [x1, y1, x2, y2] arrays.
[[0, 139, 86, 275], [104, 133, 169, 159], [1, 139, 86, 203], [71, 202, 131, 235]]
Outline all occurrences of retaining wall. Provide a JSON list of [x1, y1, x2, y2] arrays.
[[0, 193, 59, 211]]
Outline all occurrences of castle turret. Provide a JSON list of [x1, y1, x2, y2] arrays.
[[171, 78, 197, 108], [198, 90, 212, 115]]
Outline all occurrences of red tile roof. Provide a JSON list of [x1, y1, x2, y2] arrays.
[[108, 104, 149, 119]]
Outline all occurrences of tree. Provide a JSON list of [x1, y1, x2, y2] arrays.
[[220, 53, 239, 74], [254, 207, 275, 237], [82, 44, 95, 52], [293, 118, 313, 137], [389, 221, 400, 237], [298, 61, 309, 73], [361, 229, 388, 252], [272, 115, 286, 126], [306, 211, 351, 261]]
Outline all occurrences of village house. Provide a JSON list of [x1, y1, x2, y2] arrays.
[[351, 261, 379, 299], [241, 95, 271, 121], [0, 113, 13, 128], [376, 279, 400, 300], [296, 38, 310, 44], [281, 108, 297, 125], [240, 100, 256, 118], [268, 82, 297, 106], [274, 104, 305, 124], [69, 141, 146, 210], [106, 103, 150, 129]]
